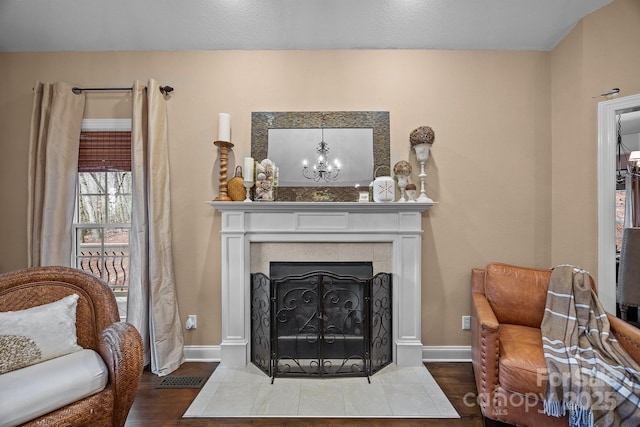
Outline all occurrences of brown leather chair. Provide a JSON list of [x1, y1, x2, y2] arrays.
[[471, 262, 640, 426], [0, 266, 143, 427]]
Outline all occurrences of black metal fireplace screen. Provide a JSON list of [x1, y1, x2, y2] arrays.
[[250, 264, 392, 382]]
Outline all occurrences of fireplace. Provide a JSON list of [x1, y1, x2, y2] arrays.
[[209, 201, 434, 368], [250, 262, 392, 381]]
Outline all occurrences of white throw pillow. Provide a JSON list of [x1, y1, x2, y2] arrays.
[[0, 294, 83, 374]]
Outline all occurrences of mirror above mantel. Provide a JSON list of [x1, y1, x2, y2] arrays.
[[251, 111, 390, 202]]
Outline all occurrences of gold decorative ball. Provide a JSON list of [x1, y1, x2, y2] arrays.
[[393, 160, 412, 176], [409, 126, 435, 146]]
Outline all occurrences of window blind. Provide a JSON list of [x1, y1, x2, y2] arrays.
[[78, 131, 131, 172]]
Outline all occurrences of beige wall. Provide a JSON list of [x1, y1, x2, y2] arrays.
[[1, 0, 634, 350], [550, 0, 640, 278]]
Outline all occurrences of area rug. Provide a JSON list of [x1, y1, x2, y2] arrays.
[[183, 363, 459, 418]]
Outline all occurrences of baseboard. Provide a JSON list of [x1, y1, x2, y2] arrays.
[[422, 345, 472, 362], [183, 345, 221, 362], [183, 345, 472, 363]]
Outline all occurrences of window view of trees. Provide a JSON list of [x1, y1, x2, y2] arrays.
[[75, 171, 132, 293], [78, 171, 132, 225]]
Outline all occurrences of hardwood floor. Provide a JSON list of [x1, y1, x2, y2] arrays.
[[125, 362, 494, 427]]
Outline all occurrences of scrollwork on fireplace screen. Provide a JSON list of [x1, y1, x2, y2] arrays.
[[250, 270, 392, 382], [370, 272, 392, 374], [250, 273, 271, 375]]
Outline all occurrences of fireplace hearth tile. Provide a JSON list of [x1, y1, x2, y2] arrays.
[[343, 382, 391, 416], [183, 363, 459, 419], [202, 382, 262, 416], [386, 382, 439, 416], [218, 365, 265, 384], [372, 365, 431, 384], [298, 381, 345, 416], [251, 382, 301, 416]]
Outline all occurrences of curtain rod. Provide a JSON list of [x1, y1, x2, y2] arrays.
[[71, 86, 174, 95]]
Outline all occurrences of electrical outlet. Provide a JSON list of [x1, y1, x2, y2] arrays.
[[462, 315, 471, 330], [186, 315, 197, 330]]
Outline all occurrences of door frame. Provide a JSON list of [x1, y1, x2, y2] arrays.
[[597, 94, 640, 313]]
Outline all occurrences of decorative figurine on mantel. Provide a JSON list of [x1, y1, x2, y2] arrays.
[[393, 160, 412, 203], [405, 183, 417, 202], [409, 125, 435, 203]]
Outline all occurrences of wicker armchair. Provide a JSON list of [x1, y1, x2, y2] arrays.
[[0, 266, 143, 427]]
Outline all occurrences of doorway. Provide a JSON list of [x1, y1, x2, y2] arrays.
[[597, 94, 640, 314]]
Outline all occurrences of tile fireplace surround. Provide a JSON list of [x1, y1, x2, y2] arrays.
[[209, 201, 434, 368]]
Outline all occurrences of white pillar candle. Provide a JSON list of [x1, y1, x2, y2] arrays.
[[244, 157, 254, 182], [218, 113, 231, 142]]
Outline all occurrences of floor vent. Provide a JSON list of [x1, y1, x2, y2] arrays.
[[155, 375, 208, 389]]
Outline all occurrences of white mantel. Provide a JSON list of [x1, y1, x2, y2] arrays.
[[209, 201, 434, 368]]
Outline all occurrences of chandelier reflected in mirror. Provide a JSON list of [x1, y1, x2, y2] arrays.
[[302, 127, 341, 182]]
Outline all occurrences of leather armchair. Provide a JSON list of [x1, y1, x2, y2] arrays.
[[0, 266, 143, 427], [471, 262, 640, 426]]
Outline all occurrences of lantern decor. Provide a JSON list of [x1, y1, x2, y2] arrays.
[[393, 160, 412, 203], [409, 126, 435, 203], [372, 165, 395, 203]]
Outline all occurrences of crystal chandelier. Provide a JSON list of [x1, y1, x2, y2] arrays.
[[302, 127, 341, 182]]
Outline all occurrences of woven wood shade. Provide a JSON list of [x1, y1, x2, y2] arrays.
[[78, 131, 131, 172]]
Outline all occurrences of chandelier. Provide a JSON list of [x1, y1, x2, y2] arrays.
[[302, 127, 341, 182]]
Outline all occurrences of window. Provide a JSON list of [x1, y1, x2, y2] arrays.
[[72, 120, 132, 314]]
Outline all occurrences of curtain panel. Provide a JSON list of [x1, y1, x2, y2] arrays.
[[27, 81, 85, 267], [128, 79, 184, 376]]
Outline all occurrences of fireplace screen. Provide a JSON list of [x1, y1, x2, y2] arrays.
[[251, 262, 392, 381]]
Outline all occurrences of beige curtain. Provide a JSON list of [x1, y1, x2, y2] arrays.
[[128, 79, 184, 376], [27, 81, 85, 267]]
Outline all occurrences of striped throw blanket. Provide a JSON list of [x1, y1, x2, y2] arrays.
[[542, 265, 640, 427]]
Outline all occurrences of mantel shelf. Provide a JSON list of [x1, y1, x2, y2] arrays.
[[208, 201, 436, 213]]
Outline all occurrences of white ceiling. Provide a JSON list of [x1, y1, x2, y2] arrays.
[[0, 0, 612, 52], [622, 110, 640, 136]]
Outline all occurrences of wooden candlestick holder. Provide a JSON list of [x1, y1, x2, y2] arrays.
[[214, 140, 234, 201]]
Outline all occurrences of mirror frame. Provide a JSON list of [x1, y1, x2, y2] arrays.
[[251, 111, 390, 202]]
